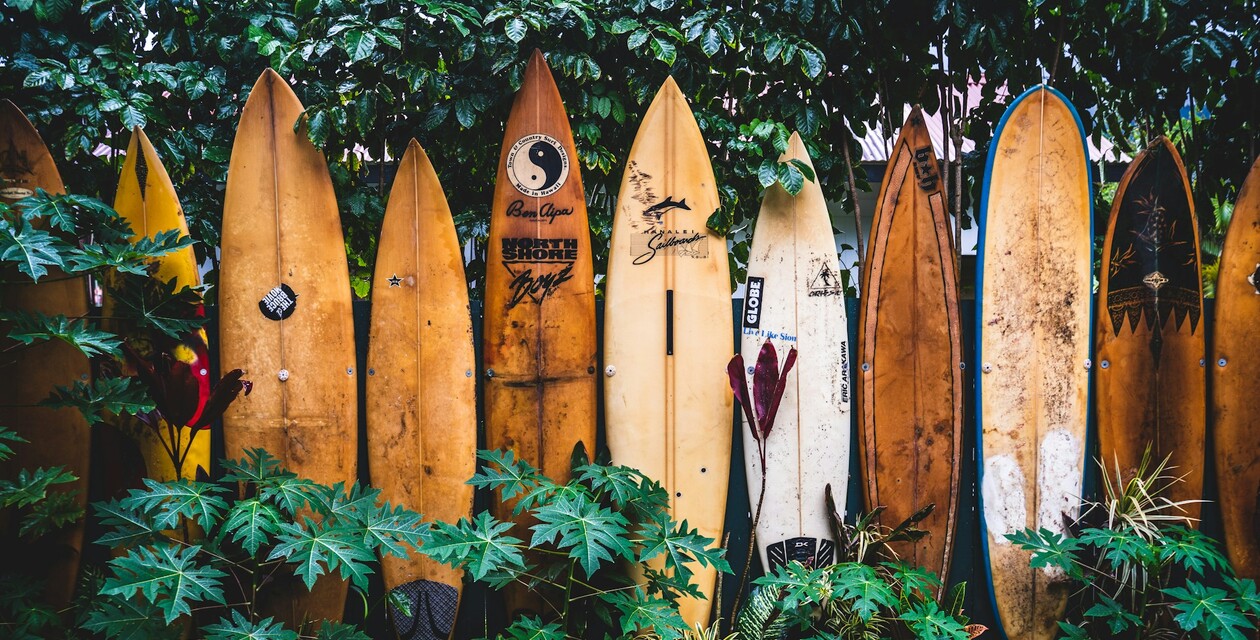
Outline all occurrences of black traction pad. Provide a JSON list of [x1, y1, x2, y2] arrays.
[[389, 579, 459, 640]]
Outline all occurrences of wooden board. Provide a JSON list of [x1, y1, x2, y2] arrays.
[[482, 50, 597, 617], [976, 86, 1092, 640], [1096, 137, 1204, 521], [108, 127, 212, 483], [219, 69, 357, 625], [1213, 155, 1260, 580], [366, 140, 475, 638], [741, 131, 849, 574], [603, 76, 733, 627], [857, 108, 963, 585], [0, 99, 90, 608]]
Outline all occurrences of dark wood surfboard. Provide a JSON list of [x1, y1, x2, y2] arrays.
[[1212, 155, 1260, 579], [0, 99, 90, 608], [219, 70, 358, 625], [857, 107, 963, 586], [1096, 136, 1205, 521], [366, 140, 475, 639], [482, 50, 597, 617]]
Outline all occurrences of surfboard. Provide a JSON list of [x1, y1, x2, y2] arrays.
[[1096, 137, 1204, 521], [603, 76, 733, 627], [0, 99, 90, 608], [740, 131, 849, 575], [857, 108, 963, 586], [482, 50, 597, 617], [219, 69, 357, 625], [1213, 155, 1260, 580], [366, 140, 475, 639], [976, 86, 1092, 640], [107, 127, 212, 483]]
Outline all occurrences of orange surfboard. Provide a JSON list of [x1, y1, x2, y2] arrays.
[[366, 140, 475, 638], [0, 100, 91, 608], [219, 70, 357, 625], [1213, 156, 1260, 580], [482, 50, 597, 617], [858, 108, 963, 586]]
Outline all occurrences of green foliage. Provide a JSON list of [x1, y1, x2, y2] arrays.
[[440, 447, 729, 639], [87, 448, 424, 638], [1010, 450, 1260, 639]]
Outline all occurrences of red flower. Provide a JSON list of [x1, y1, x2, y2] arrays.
[[125, 344, 251, 430]]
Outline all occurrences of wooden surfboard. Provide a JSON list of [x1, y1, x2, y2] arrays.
[[108, 127, 212, 483], [603, 76, 733, 627], [482, 50, 597, 617], [857, 108, 963, 586], [366, 140, 475, 639], [219, 69, 357, 625], [1213, 155, 1260, 580], [1096, 137, 1204, 521], [740, 131, 849, 575], [0, 100, 90, 607], [976, 86, 1092, 640]]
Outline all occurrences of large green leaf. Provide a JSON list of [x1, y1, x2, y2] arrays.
[[0, 217, 69, 281], [121, 478, 230, 530], [219, 498, 283, 555], [102, 544, 227, 623], [468, 449, 544, 502], [42, 376, 155, 425], [83, 596, 181, 640], [1, 310, 122, 358], [420, 511, 526, 582], [600, 587, 688, 640], [201, 611, 297, 640], [268, 519, 376, 590], [1165, 582, 1256, 640], [636, 518, 729, 581], [530, 493, 632, 576]]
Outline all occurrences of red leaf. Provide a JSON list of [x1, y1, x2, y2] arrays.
[[760, 347, 797, 440], [125, 345, 200, 428], [191, 369, 251, 430], [752, 339, 780, 429], [727, 354, 758, 440]]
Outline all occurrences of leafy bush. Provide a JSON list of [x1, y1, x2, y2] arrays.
[[1010, 452, 1260, 639], [442, 447, 730, 640], [84, 448, 421, 639]]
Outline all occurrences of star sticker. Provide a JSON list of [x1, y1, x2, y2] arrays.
[[1249, 264, 1259, 295], [387, 274, 402, 287]]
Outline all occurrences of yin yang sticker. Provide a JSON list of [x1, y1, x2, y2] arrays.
[[259, 283, 298, 320], [506, 134, 569, 197]]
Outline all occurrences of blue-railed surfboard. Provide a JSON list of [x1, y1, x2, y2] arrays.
[[976, 86, 1093, 640]]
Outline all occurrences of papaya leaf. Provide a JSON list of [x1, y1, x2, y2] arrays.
[[102, 544, 227, 624], [1, 310, 122, 357], [201, 611, 297, 640], [268, 519, 376, 591]]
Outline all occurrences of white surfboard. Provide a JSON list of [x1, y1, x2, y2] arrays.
[[741, 132, 851, 572]]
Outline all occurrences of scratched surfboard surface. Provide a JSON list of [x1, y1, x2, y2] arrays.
[[857, 108, 963, 587], [219, 70, 357, 625], [366, 140, 475, 640], [1096, 137, 1204, 521], [741, 131, 850, 578], [104, 127, 212, 488], [603, 76, 733, 628], [482, 50, 597, 618], [976, 86, 1092, 640], [1213, 156, 1260, 581], [0, 99, 90, 608]]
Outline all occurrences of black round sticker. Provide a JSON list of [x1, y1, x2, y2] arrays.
[[259, 283, 298, 320]]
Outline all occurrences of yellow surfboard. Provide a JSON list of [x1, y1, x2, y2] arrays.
[[108, 127, 211, 483]]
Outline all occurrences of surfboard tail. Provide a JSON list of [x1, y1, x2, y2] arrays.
[[388, 579, 460, 640]]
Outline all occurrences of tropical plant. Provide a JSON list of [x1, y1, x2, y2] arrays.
[[734, 490, 983, 640], [84, 448, 418, 639], [1009, 450, 1260, 639], [726, 338, 797, 613], [433, 446, 730, 640]]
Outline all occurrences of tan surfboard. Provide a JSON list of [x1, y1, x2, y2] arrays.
[[366, 140, 475, 638], [482, 50, 597, 617], [741, 132, 850, 575], [1096, 137, 1205, 521], [0, 100, 90, 608], [107, 127, 212, 484], [603, 76, 733, 627], [1213, 155, 1260, 580], [857, 108, 963, 586], [219, 69, 357, 625], [976, 86, 1092, 640]]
